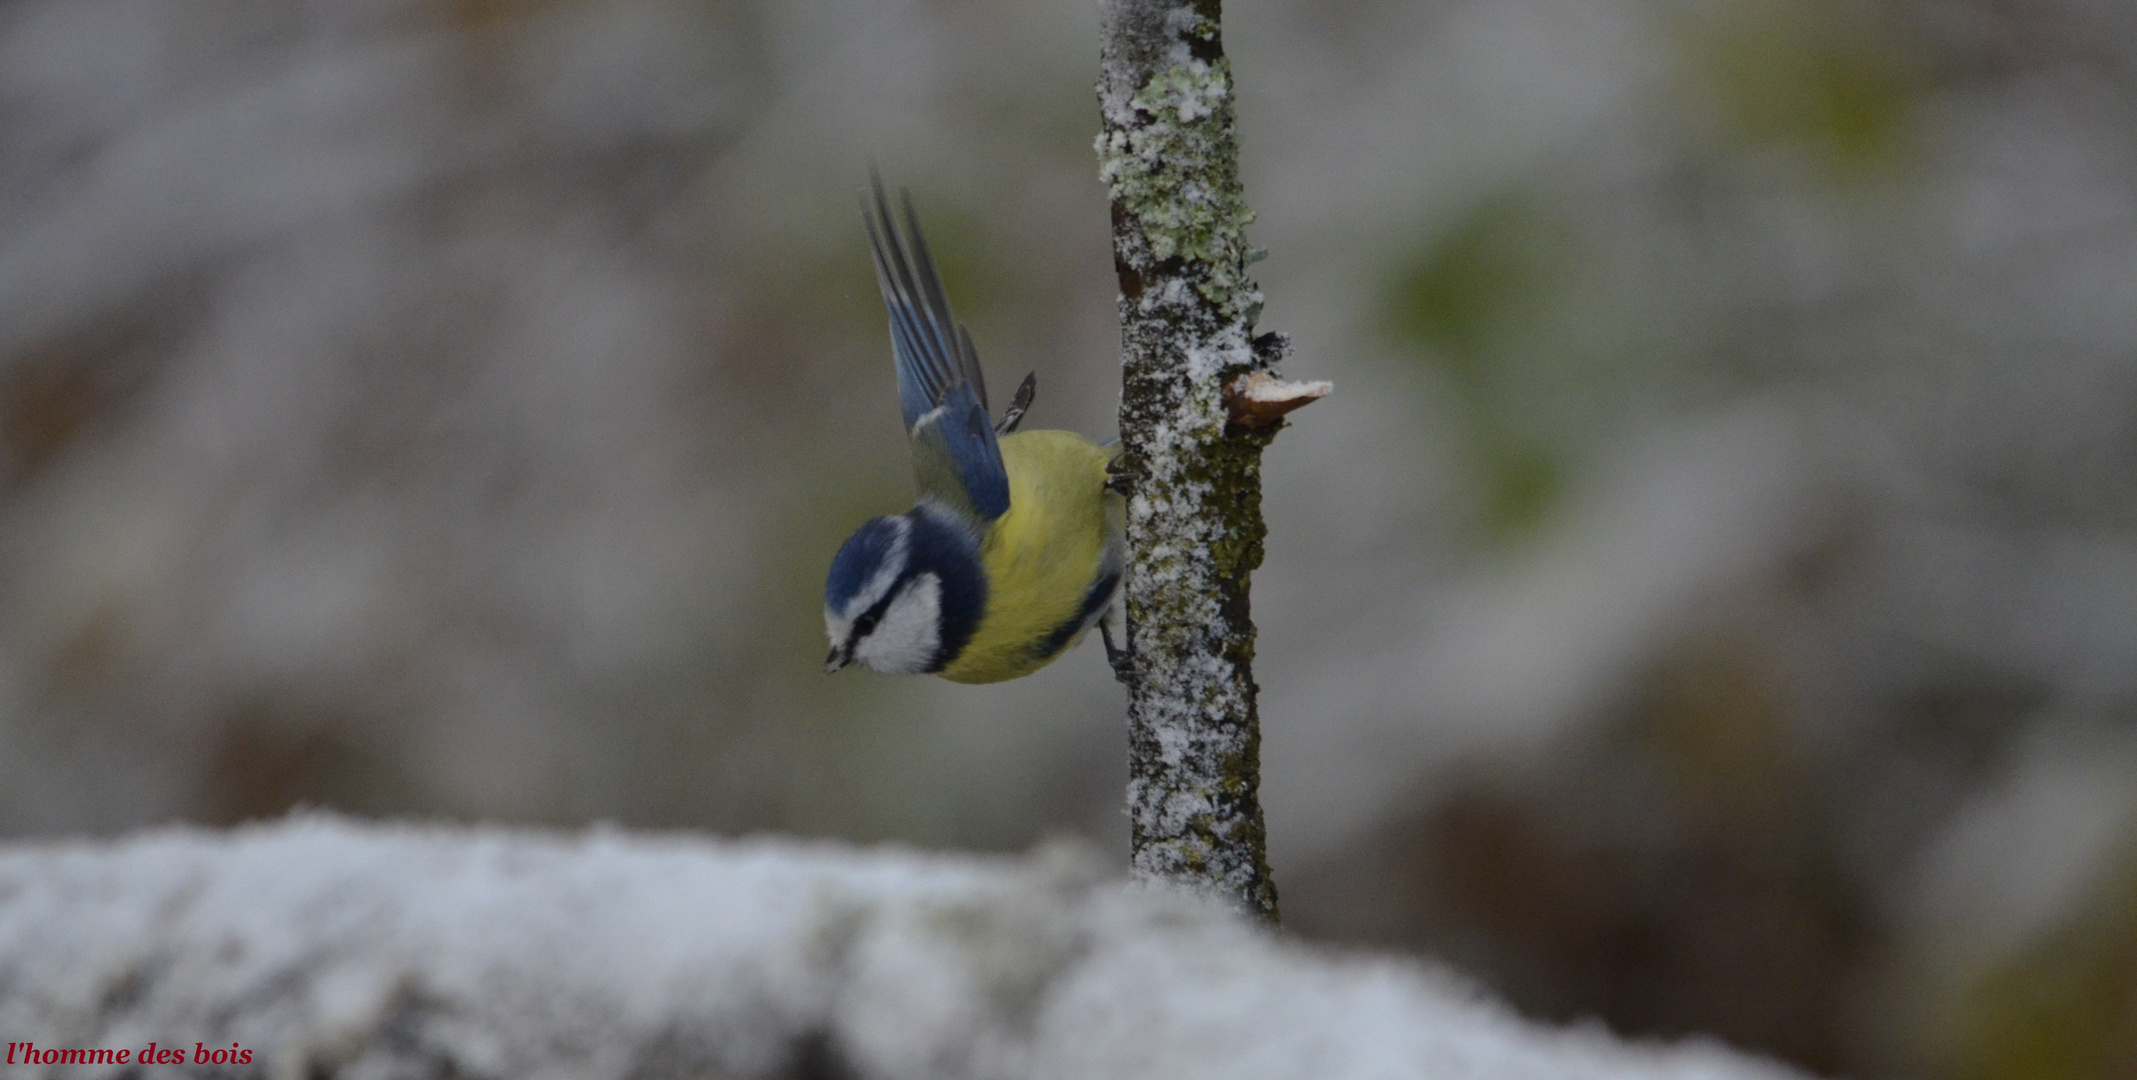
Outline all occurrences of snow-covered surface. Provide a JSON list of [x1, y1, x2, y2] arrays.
[[0, 815, 1804, 1079]]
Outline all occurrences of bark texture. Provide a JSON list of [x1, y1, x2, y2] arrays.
[[1096, 0, 1286, 922]]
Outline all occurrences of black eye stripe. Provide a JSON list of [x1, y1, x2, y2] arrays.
[[851, 587, 899, 638]]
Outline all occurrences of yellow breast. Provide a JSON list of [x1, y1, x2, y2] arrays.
[[936, 430, 1120, 684]]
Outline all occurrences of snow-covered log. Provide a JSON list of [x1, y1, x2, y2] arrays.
[[0, 815, 1800, 1079]]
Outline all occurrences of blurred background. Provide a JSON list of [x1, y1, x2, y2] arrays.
[[2, 0, 2135, 1076]]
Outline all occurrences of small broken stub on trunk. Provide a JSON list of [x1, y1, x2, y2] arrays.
[[1224, 371, 1331, 431]]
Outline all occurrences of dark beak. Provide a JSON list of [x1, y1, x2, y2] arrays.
[[825, 646, 849, 674]]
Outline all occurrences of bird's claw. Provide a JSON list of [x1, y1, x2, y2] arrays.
[[1100, 615, 1133, 686], [1103, 456, 1133, 497]]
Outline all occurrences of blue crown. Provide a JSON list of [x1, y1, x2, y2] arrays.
[[826, 516, 907, 613]]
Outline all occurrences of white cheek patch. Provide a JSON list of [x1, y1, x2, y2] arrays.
[[828, 518, 913, 655], [854, 572, 942, 675]]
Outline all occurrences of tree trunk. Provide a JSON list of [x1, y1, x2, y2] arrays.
[[1097, 0, 1316, 924]]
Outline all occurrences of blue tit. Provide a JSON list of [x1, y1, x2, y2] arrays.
[[824, 179, 1124, 684]]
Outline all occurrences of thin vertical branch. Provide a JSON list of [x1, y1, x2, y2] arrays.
[[1097, 0, 1321, 923]]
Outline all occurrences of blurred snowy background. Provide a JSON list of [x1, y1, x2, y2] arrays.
[[1, 0, 2135, 1077]]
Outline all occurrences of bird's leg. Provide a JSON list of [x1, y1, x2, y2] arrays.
[[1100, 608, 1133, 685], [995, 373, 1036, 434]]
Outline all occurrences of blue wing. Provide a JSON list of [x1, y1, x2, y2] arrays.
[[863, 176, 1010, 523]]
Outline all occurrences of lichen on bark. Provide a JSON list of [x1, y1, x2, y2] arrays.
[[1097, 0, 1298, 923]]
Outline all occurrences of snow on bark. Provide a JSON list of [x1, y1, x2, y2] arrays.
[[1097, 0, 1310, 923], [0, 816, 1805, 1080]]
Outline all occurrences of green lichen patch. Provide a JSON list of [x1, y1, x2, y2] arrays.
[[1096, 58, 1262, 326]]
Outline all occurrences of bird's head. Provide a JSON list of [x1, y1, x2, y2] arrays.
[[824, 505, 985, 675]]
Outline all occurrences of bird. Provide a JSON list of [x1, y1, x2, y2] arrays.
[[823, 178, 1124, 684]]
